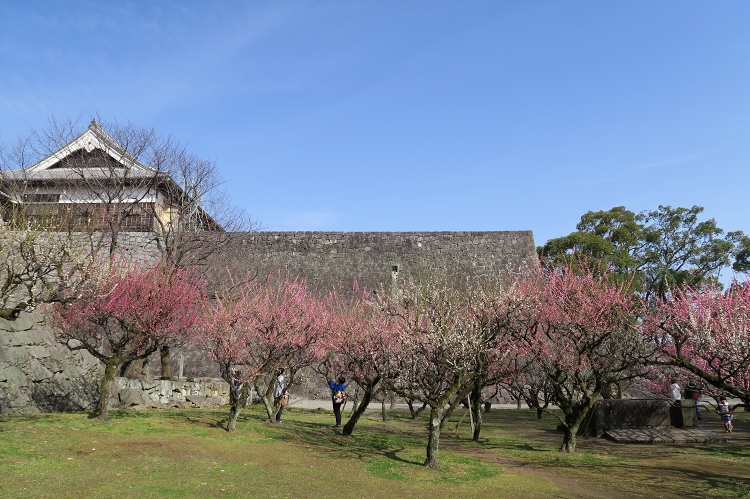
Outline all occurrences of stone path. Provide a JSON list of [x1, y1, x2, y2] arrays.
[[285, 397, 529, 411], [603, 427, 727, 444]]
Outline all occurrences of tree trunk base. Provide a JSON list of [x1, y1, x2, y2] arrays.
[[424, 458, 439, 469]]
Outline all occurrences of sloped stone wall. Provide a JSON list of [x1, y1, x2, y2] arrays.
[[0, 311, 102, 414]]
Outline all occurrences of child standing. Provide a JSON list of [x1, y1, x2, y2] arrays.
[[718, 398, 733, 433]]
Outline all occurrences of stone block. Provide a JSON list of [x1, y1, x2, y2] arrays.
[[4, 347, 28, 366], [119, 388, 145, 407], [67, 392, 99, 412], [44, 357, 66, 374], [27, 364, 54, 382], [48, 342, 70, 360], [67, 339, 83, 349], [26, 328, 52, 345], [186, 395, 207, 406], [159, 379, 172, 397], [61, 365, 82, 380], [0, 364, 28, 389], [51, 372, 75, 392], [1, 314, 34, 332], [72, 350, 101, 373], [141, 379, 159, 390], [7, 390, 35, 410], [27, 345, 51, 359], [8, 331, 32, 347], [592, 399, 671, 436]]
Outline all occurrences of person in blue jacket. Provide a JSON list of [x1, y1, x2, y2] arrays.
[[329, 376, 347, 428]]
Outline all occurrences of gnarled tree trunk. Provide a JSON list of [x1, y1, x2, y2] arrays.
[[343, 378, 379, 436], [560, 424, 578, 452], [470, 384, 483, 441], [227, 383, 249, 432], [97, 356, 120, 421], [255, 380, 278, 423], [425, 406, 444, 468], [407, 398, 428, 419], [160, 345, 171, 379]]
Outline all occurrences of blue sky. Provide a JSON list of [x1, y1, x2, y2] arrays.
[[1, 1, 749, 250]]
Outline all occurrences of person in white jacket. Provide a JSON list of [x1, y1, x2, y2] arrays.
[[668, 379, 681, 401], [273, 368, 288, 423]]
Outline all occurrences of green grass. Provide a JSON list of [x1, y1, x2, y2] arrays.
[[1, 405, 749, 498]]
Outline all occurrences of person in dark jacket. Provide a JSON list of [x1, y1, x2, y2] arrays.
[[685, 382, 702, 420], [329, 376, 346, 428]]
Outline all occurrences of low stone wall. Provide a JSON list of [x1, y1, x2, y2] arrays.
[[111, 377, 230, 409], [592, 399, 671, 436], [592, 398, 698, 437]]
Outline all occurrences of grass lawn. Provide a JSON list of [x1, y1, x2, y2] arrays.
[[1, 404, 749, 498]]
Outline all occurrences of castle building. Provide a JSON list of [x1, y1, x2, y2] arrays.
[[0, 120, 220, 233]]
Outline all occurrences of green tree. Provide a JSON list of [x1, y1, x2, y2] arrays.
[[540, 205, 745, 298], [731, 233, 750, 274]]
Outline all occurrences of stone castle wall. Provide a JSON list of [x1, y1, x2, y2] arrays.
[[0, 230, 536, 414], [206, 230, 537, 294]]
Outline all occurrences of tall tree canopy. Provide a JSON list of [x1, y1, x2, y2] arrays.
[[540, 205, 746, 298]]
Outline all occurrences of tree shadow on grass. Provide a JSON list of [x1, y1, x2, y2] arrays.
[[0, 413, 69, 423], [282, 418, 425, 467], [537, 459, 750, 497]]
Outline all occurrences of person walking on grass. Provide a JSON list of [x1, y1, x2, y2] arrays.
[[273, 368, 288, 423], [718, 398, 734, 433], [329, 375, 347, 428]]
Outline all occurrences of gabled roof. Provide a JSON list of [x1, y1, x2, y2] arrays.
[[0, 120, 225, 231], [27, 120, 153, 174]]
